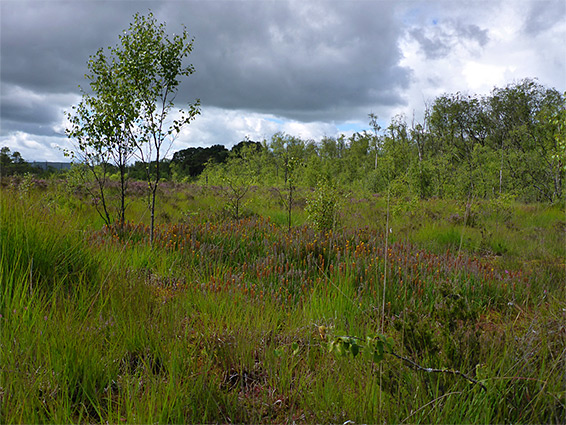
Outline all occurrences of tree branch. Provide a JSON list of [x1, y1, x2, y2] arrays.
[[387, 350, 488, 392]]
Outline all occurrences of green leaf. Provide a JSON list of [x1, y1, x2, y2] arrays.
[[385, 336, 394, 351], [350, 342, 360, 357], [372, 343, 384, 363]]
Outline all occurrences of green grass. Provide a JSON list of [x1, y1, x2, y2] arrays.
[[1, 179, 565, 423]]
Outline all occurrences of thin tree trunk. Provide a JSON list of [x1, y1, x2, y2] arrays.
[[288, 183, 293, 232], [119, 148, 127, 229], [150, 153, 160, 245]]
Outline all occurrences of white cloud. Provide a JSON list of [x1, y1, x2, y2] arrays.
[[52, 112, 73, 136], [396, 0, 565, 122], [170, 107, 358, 156], [2, 106, 364, 163], [1, 0, 564, 162], [1, 131, 72, 162], [462, 62, 510, 92]]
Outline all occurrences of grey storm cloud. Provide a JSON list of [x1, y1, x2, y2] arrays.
[[0, 1, 144, 138], [408, 20, 489, 60], [2, 87, 57, 127], [523, 0, 566, 36], [0, 2, 135, 94], [1, 0, 411, 130], [165, 1, 412, 120], [0, 85, 78, 136], [1, 0, 565, 161]]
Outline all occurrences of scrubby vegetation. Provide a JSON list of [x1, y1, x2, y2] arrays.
[[2, 10, 564, 422], [1, 176, 564, 423]]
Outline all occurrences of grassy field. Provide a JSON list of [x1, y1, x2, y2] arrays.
[[1, 178, 565, 423]]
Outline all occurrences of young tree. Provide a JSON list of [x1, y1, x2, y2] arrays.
[[204, 145, 259, 219], [317, 136, 346, 182], [67, 12, 200, 240], [369, 112, 382, 170], [306, 177, 342, 232], [119, 13, 200, 242], [66, 51, 137, 228], [279, 156, 301, 231], [488, 79, 565, 202], [269, 133, 306, 184], [65, 108, 115, 227]]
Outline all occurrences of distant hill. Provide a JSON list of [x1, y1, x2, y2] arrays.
[[30, 161, 72, 171]]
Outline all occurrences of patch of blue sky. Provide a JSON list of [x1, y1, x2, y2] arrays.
[[401, 4, 440, 27], [336, 122, 365, 134], [265, 116, 285, 125], [401, 6, 424, 26]]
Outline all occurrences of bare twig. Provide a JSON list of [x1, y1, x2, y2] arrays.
[[388, 350, 488, 392]]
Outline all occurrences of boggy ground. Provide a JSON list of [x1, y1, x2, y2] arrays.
[[1, 180, 565, 423]]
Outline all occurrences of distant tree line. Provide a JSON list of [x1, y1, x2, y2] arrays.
[[0, 147, 50, 176], [198, 78, 565, 204], [119, 140, 262, 181], [6, 79, 565, 206]]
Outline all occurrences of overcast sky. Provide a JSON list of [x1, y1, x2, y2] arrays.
[[1, 0, 565, 162]]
